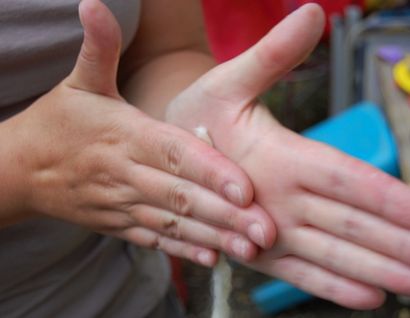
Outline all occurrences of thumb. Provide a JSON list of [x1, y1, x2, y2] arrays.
[[199, 4, 325, 106], [66, 0, 122, 98]]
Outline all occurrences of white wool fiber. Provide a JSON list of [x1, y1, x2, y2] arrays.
[[194, 126, 232, 318]]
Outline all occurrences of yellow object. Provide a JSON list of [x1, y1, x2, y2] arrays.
[[393, 57, 410, 95], [366, 0, 407, 10]]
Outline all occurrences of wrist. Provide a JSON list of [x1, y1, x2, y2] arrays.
[[0, 114, 36, 226]]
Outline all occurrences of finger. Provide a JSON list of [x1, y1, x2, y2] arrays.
[[127, 162, 275, 248], [196, 4, 325, 107], [297, 194, 410, 265], [192, 125, 275, 249], [126, 204, 258, 261], [247, 256, 385, 310], [285, 227, 410, 295], [66, 0, 122, 98], [298, 138, 410, 228], [125, 118, 274, 248], [117, 227, 218, 267], [128, 115, 254, 207]]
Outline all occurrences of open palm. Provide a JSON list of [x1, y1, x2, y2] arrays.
[[167, 4, 410, 309]]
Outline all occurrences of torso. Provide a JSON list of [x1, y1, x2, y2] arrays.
[[0, 0, 138, 109], [0, 2, 171, 317]]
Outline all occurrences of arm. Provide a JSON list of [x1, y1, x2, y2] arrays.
[[119, 0, 216, 120], [118, 0, 277, 259], [0, 0, 276, 265], [0, 116, 34, 226]]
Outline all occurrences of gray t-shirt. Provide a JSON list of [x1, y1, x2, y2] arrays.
[[0, 1, 171, 317]]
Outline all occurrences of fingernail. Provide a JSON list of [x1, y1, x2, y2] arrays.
[[224, 183, 244, 206], [232, 237, 250, 259], [248, 223, 266, 248], [198, 251, 213, 267]]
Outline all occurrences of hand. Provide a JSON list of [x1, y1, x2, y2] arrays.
[[9, 0, 276, 266], [167, 4, 410, 308]]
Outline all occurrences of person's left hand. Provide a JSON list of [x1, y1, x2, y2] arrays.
[[14, 0, 277, 267], [167, 4, 410, 309]]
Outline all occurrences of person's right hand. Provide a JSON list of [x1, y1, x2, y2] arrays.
[[5, 0, 276, 266]]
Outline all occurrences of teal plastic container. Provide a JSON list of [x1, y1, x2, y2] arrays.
[[251, 101, 400, 315]]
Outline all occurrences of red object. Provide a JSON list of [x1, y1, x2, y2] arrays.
[[169, 256, 188, 306], [202, 0, 365, 62]]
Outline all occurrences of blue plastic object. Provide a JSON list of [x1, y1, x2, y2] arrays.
[[303, 101, 399, 177], [251, 280, 313, 316], [251, 101, 400, 315]]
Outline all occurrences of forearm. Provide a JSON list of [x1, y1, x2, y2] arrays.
[[121, 49, 216, 120], [0, 114, 33, 226]]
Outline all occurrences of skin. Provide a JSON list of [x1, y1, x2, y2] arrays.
[[0, 0, 277, 266], [108, 0, 410, 309], [166, 4, 410, 309], [4, 0, 410, 310]]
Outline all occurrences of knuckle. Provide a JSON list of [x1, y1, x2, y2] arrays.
[[342, 215, 362, 241], [222, 209, 236, 230], [147, 233, 161, 250], [327, 169, 347, 193], [323, 241, 339, 270], [202, 167, 219, 191], [163, 140, 184, 174], [211, 231, 225, 251], [397, 237, 410, 261], [93, 186, 130, 211], [321, 282, 339, 301], [162, 216, 183, 240], [377, 176, 400, 217], [168, 183, 192, 216], [393, 209, 410, 227], [109, 215, 135, 231], [79, 45, 99, 70], [84, 149, 118, 180], [292, 269, 308, 290], [92, 171, 119, 189], [89, 211, 135, 233], [328, 156, 367, 192]]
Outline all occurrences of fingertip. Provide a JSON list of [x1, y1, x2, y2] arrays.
[[223, 181, 253, 207], [197, 250, 218, 267], [222, 169, 254, 207], [247, 221, 276, 249], [362, 289, 386, 310], [228, 235, 258, 261], [70, 0, 122, 97], [293, 3, 326, 40], [192, 124, 253, 207], [79, 0, 100, 28], [262, 220, 277, 249], [339, 288, 386, 310], [298, 2, 325, 20], [256, 206, 277, 249], [239, 181, 254, 207], [183, 135, 254, 207], [276, 2, 326, 52], [78, 0, 121, 48], [245, 204, 276, 249]]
